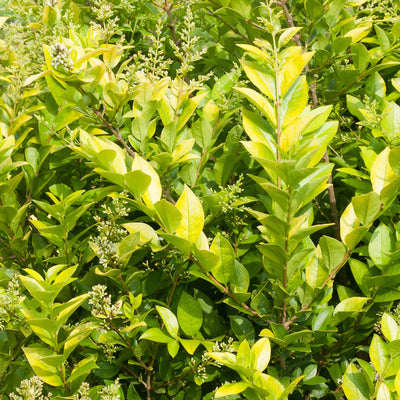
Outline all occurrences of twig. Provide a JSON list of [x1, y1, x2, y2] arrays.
[[205, 7, 252, 45], [189, 255, 263, 319], [283, 249, 351, 329], [93, 109, 136, 159]]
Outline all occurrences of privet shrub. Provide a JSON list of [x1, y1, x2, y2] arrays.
[[1, 0, 400, 399]]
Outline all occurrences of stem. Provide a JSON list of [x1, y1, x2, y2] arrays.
[[205, 8, 252, 45], [323, 151, 341, 241], [195, 115, 221, 185], [108, 319, 149, 371], [60, 365, 70, 395], [284, 249, 352, 329], [277, 1, 341, 241], [163, 0, 180, 47], [189, 255, 262, 319], [167, 260, 184, 306], [93, 109, 136, 159], [272, 35, 282, 189], [0, 336, 29, 383]]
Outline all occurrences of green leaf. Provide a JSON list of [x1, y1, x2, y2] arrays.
[[26, 318, 59, 347], [352, 192, 381, 226], [369, 223, 394, 267], [333, 297, 369, 314], [43, 5, 57, 26], [375, 25, 390, 52], [117, 232, 140, 265], [210, 233, 236, 285], [54, 108, 82, 131], [179, 338, 202, 355], [381, 102, 400, 142], [23, 347, 63, 386], [236, 87, 276, 126], [230, 315, 255, 342], [124, 170, 151, 199], [371, 147, 400, 203], [207, 352, 237, 369], [236, 339, 251, 368], [177, 291, 203, 337], [191, 118, 213, 149], [381, 313, 399, 342], [64, 322, 98, 357], [97, 149, 127, 175], [250, 337, 271, 373], [242, 109, 276, 153], [154, 199, 182, 234], [280, 52, 314, 96], [159, 233, 193, 255], [156, 306, 179, 339], [139, 327, 174, 343], [193, 247, 220, 272], [54, 293, 89, 327], [389, 147, 400, 176], [230, 260, 250, 293], [68, 355, 98, 393], [342, 363, 370, 400], [215, 382, 249, 398], [281, 76, 308, 128], [396, 369, 400, 396], [258, 243, 286, 282], [340, 203, 369, 249], [175, 185, 204, 243], [240, 60, 275, 100], [370, 334, 390, 375], [278, 27, 302, 47], [230, 0, 251, 17], [167, 340, 180, 358], [319, 236, 347, 273], [131, 154, 162, 207]]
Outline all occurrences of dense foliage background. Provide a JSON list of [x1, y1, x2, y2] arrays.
[[1, 0, 400, 398]]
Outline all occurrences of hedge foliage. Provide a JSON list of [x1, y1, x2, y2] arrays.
[[1, 0, 400, 399]]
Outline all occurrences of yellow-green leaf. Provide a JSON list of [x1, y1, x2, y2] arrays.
[[371, 147, 397, 195], [215, 382, 249, 398], [240, 59, 275, 100], [131, 154, 162, 207], [280, 52, 314, 96], [175, 185, 204, 243], [210, 233, 235, 285], [235, 87, 276, 126]]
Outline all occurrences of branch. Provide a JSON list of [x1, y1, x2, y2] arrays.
[[205, 7, 253, 45], [189, 255, 263, 319], [283, 249, 351, 329], [93, 109, 136, 159], [276, 0, 341, 240]]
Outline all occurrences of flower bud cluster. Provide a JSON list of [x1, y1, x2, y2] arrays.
[[9, 376, 52, 400], [72, 382, 90, 400], [194, 338, 235, 383], [0, 273, 24, 330], [99, 378, 120, 400], [88, 285, 122, 319], [50, 43, 72, 70]]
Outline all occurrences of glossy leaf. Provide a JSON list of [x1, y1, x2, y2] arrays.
[[370, 334, 390, 375], [177, 292, 203, 337], [342, 363, 370, 400], [210, 233, 236, 285], [250, 337, 271, 373], [156, 306, 179, 339], [175, 185, 204, 243], [215, 382, 249, 398], [352, 192, 381, 226]]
